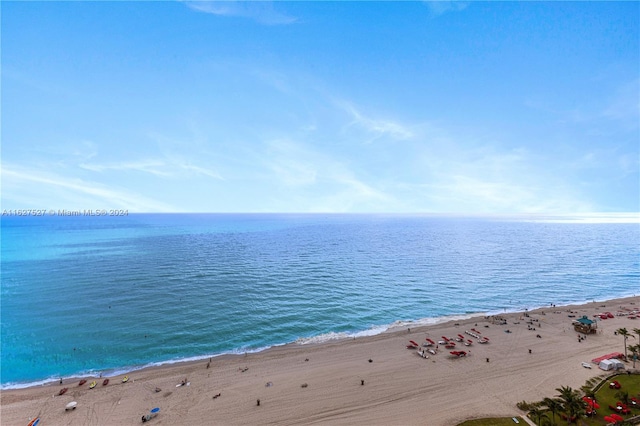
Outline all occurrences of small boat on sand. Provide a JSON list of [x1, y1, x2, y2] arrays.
[[103, 379, 109, 386], [122, 376, 129, 383], [78, 379, 87, 386], [89, 381, 97, 389], [59, 387, 68, 395]]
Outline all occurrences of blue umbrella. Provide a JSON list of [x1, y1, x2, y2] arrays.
[[151, 407, 160, 414]]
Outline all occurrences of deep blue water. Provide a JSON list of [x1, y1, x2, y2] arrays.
[[1, 214, 638, 388]]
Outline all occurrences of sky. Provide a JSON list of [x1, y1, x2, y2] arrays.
[[2, 1, 639, 214]]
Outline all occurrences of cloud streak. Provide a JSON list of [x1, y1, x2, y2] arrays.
[[2, 165, 176, 212], [79, 158, 224, 180], [259, 137, 393, 212], [424, 1, 470, 16], [339, 102, 414, 144], [184, 1, 297, 25]]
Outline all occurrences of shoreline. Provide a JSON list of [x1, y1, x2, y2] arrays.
[[3, 295, 640, 425], [5, 293, 636, 391]]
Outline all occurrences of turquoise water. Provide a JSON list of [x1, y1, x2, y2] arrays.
[[1, 214, 638, 388]]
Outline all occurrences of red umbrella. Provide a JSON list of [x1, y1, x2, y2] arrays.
[[409, 340, 419, 346], [582, 396, 600, 409], [603, 415, 615, 423], [611, 413, 624, 422]]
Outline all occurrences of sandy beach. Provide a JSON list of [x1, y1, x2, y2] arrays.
[[3, 296, 639, 426]]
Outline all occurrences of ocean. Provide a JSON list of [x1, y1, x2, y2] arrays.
[[1, 213, 638, 388]]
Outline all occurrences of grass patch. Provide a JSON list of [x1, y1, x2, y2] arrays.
[[457, 417, 524, 426], [459, 374, 640, 426], [580, 373, 640, 426]]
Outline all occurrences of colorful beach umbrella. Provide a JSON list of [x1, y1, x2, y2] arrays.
[[582, 396, 600, 409]]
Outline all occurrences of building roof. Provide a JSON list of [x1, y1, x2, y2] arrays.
[[576, 316, 594, 325]]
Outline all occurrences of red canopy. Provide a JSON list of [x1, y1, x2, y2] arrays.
[[591, 352, 624, 363]]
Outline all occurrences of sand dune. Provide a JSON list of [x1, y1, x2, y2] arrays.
[[3, 296, 639, 425]]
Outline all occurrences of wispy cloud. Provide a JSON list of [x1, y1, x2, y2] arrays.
[[416, 144, 597, 213], [2, 165, 176, 212], [79, 158, 224, 180], [259, 137, 393, 212], [184, 1, 297, 25], [601, 78, 640, 128], [265, 142, 319, 187], [315, 171, 392, 213], [525, 78, 640, 129], [339, 102, 414, 143], [79, 159, 172, 177], [424, 1, 470, 16]]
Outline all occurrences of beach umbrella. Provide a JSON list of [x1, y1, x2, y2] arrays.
[[603, 415, 614, 423], [582, 396, 599, 409], [151, 407, 160, 414], [611, 413, 624, 421]]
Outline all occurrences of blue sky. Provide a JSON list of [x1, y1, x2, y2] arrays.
[[2, 1, 639, 214]]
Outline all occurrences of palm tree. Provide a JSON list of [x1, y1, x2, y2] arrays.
[[615, 390, 630, 405], [628, 344, 640, 368], [580, 385, 596, 401], [616, 327, 632, 360], [542, 397, 563, 425], [529, 406, 548, 426], [555, 386, 584, 425], [633, 328, 640, 360]]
